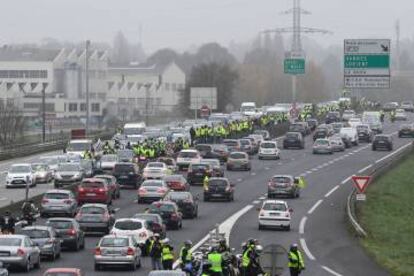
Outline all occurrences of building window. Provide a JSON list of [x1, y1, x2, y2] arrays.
[[91, 103, 100, 112], [80, 103, 87, 112], [68, 103, 77, 112], [0, 70, 48, 79]]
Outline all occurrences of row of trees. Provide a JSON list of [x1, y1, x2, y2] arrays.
[[0, 104, 25, 147]]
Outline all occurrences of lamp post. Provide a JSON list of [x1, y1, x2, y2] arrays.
[[85, 40, 91, 136]]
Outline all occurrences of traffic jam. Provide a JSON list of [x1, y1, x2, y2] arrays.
[[0, 99, 413, 275]]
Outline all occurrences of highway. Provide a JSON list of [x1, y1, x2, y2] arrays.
[[4, 118, 408, 276]]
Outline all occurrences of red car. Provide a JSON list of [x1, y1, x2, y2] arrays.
[[43, 268, 83, 276], [77, 178, 113, 205], [163, 175, 189, 191], [95, 175, 121, 199]]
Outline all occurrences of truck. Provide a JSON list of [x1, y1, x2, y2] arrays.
[[240, 102, 257, 117], [123, 122, 146, 137]]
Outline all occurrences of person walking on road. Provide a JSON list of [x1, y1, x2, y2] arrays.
[[161, 238, 174, 270], [149, 234, 163, 270], [180, 240, 193, 269], [207, 246, 223, 276], [288, 243, 305, 276]]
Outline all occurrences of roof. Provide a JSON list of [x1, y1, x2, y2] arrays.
[[109, 62, 174, 75], [0, 47, 60, 62], [45, 189, 72, 194]]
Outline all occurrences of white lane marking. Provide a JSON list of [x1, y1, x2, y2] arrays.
[[306, 170, 313, 174], [237, 178, 243, 182], [328, 161, 335, 164], [300, 173, 307, 177], [325, 185, 340, 198], [375, 142, 412, 164], [344, 154, 349, 157], [300, 238, 316, 260], [358, 164, 373, 174], [352, 150, 359, 153], [252, 200, 260, 204], [299, 216, 307, 235], [308, 199, 323, 215], [311, 168, 318, 172], [321, 265, 343, 276], [0, 197, 7, 201], [133, 199, 138, 203], [317, 165, 323, 169], [349, 152, 354, 155], [259, 196, 266, 200], [341, 176, 351, 185], [251, 172, 256, 176], [265, 167, 270, 170], [0, 171, 6, 175], [114, 208, 120, 212], [219, 205, 254, 243]]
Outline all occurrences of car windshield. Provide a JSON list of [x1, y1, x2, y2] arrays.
[[147, 163, 164, 168], [191, 164, 209, 170], [44, 193, 69, 200], [21, 229, 50, 239], [9, 165, 30, 173], [114, 220, 142, 230], [114, 164, 134, 172], [57, 164, 79, 172], [178, 152, 197, 158], [315, 140, 329, 145], [80, 206, 105, 214], [261, 143, 276, 149], [32, 164, 48, 171], [133, 214, 160, 223], [0, 238, 22, 246], [142, 181, 163, 187], [272, 176, 291, 183], [230, 153, 246, 159], [47, 220, 73, 229], [100, 237, 129, 247], [150, 203, 175, 213], [209, 179, 228, 187], [263, 203, 287, 211], [101, 155, 117, 162]]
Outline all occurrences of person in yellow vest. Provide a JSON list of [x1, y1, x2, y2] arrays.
[[148, 234, 162, 270], [207, 246, 223, 276], [288, 243, 305, 276], [179, 240, 193, 269], [203, 175, 209, 191], [161, 238, 174, 270], [241, 239, 256, 276]]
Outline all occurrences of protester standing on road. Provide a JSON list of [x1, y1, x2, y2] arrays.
[[149, 234, 163, 270], [288, 243, 305, 276], [161, 238, 174, 270]]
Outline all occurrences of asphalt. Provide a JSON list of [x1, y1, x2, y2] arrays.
[[2, 118, 409, 276]]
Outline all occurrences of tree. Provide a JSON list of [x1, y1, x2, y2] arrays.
[[195, 43, 237, 66], [0, 103, 25, 146], [112, 31, 131, 65], [146, 48, 179, 66]]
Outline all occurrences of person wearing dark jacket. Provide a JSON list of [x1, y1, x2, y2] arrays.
[[0, 211, 16, 234]]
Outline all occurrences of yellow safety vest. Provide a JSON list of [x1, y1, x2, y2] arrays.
[[162, 246, 173, 261]]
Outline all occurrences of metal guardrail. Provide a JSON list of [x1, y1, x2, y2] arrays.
[[347, 141, 414, 237]]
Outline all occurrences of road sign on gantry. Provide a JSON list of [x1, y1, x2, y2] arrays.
[[344, 39, 390, 89], [284, 58, 305, 75], [351, 175, 371, 193]]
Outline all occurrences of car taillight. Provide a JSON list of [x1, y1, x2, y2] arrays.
[[98, 188, 108, 193], [41, 199, 49, 204], [64, 199, 72, 204], [17, 248, 25, 256], [95, 247, 101, 255], [127, 247, 135, 255], [78, 187, 84, 192], [267, 182, 274, 187], [225, 186, 231, 192], [138, 188, 146, 194], [67, 228, 76, 236], [139, 232, 147, 238]]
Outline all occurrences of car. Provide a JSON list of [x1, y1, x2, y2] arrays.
[[80, 159, 95, 178], [0, 235, 40, 272], [283, 132, 304, 149], [383, 102, 398, 112], [117, 149, 134, 163], [258, 200, 292, 231], [195, 144, 221, 160], [331, 122, 344, 134], [248, 134, 265, 146], [137, 180, 169, 203], [54, 163, 84, 188], [163, 175, 190, 191], [316, 124, 334, 136], [222, 139, 241, 152], [203, 177, 235, 202], [39, 156, 61, 172], [31, 163, 53, 184], [94, 235, 141, 271], [156, 157, 178, 173], [226, 152, 251, 171], [45, 218, 85, 251], [187, 162, 213, 185], [395, 109, 407, 121], [133, 213, 167, 239], [143, 162, 170, 180], [401, 101, 414, 112], [289, 123, 307, 137], [340, 127, 359, 146], [110, 218, 153, 247], [253, 130, 270, 140], [267, 175, 300, 198], [244, 137, 260, 154], [77, 178, 113, 205], [313, 138, 333, 154], [6, 163, 34, 188], [164, 191, 198, 219], [210, 144, 230, 163], [75, 204, 115, 234], [95, 175, 121, 199], [113, 162, 142, 189], [97, 154, 118, 174], [258, 141, 280, 160], [43, 268, 83, 276], [325, 111, 341, 124], [148, 271, 186, 276], [348, 117, 362, 128], [342, 109, 356, 121], [329, 136, 345, 152], [19, 226, 61, 260], [200, 159, 224, 177], [147, 201, 183, 230], [398, 124, 414, 138], [313, 128, 329, 141], [372, 135, 393, 151], [176, 149, 202, 171], [356, 124, 374, 142], [306, 118, 318, 131], [40, 190, 78, 217], [239, 139, 255, 155]]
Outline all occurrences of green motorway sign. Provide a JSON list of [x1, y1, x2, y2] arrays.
[[344, 55, 390, 69], [284, 58, 305, 75]]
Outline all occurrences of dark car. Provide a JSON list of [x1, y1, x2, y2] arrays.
[[19, 226, 61, 260], [133, 213, 167, 239], [117, 149, 134, 163], [211, 144, 230, 163], [325, 111, 341, 124], [356, 124, 374, 142], [283, 132, 304, 149], [164, 191, 198, 219], [398, 124, 414, 138], [267, 175, 300, 198], [75, 204, 115, 234], [289, 123, 307, 137], [187, 163, 212, 185], [46, 218, 85, 251], [204, 177, 235, 202], [113, 162, 142, 189], [148, 201, 183, 230], [201, 159, 224, 177], [372, 135, 393, 151], [194, 144, 222, 160], [164, 175, 190, 191], [306, 118, 318, 131]]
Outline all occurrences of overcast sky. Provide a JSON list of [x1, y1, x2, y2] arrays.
[[1, 0, 413, 52]]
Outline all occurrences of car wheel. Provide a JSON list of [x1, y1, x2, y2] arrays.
[[23, 259, 31, 272], [372, 146, 376, 151], [129, 261, 136, 271], [95, 264, 101, 271], [258, 224, 263, 230], [286, 225, 291, 231]]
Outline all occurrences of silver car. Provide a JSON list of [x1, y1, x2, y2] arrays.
[[99, 154, 118, 174], [40, 190, 78, 217], [0, 235, 40, 272], [18, 226, 61, 260], [31, 163, 53, 184], [329, 136, 345, 152], [94, 235, 141, 271], [313, 139, 333, 154], [54, 163, 84, 188], [137, 180, 169, 203]]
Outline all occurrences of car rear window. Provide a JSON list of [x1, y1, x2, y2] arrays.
[[224, 140, 238, 146], [80, 206, 106, 214], [133, 214, 160, 223], [209, 179, 228, 187], [375, 136, 390, 141], [239, 140, 250, 145], [191, 164, 209, 170], [196, 145, 211, 152], [148, 163, 164, 168], [20, 229, 50, 239], [47, 220, 73, 229], [271, 177, 291, 183], [229, 153, 246, 159], [0, 238, 21, 246], [44, 193, 69, 200], [100, 237, 129, 247], [261, 143, 276, 149], [178, 152, 197, 158], [81, 181, 105, 188], [114, 220, 142, 230], [315, 140, 329, 145], [263, 203, 287, 211], [142, 181, 164, 187], [150, 203, 175, 213], [166, 192, 191, 201], [114, 164, 134, 172], [286, 133, 299, 139]]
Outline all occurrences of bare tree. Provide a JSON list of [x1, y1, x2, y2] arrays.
[[0, 103, 25, 146]]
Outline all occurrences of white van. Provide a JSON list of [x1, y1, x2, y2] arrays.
[[124, 122, 146, 137]]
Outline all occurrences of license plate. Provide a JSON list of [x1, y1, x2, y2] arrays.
[[120, 176, 128, 179], [86, 193, 96, 196], [0, 252, 9, 256], [211, 194, 222, 197], [378, 141, 385, 144]]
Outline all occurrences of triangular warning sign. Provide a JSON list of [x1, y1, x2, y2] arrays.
[[352, 175, 371, 193]]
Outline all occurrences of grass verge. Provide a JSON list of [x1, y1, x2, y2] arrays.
[[359, 154, 414, 276]]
